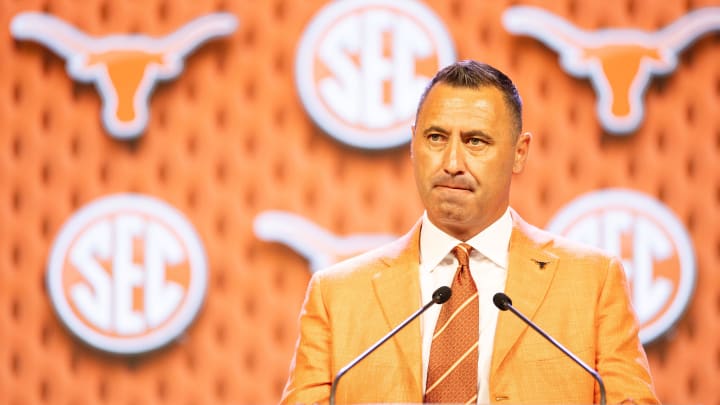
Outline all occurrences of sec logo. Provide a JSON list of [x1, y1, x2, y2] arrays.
[[295, 0, 456, 149], [546, 189, 696, 344], [47, 194, 208, 354]]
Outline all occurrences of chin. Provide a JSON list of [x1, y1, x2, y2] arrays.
[[432, 207, 471, 225]]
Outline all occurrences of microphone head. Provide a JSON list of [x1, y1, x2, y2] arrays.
[[432, 286, 452, 304], [493, 292, 512, 311]]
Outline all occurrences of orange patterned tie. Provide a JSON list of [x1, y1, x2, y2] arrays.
[[425, 243, 478, 404]]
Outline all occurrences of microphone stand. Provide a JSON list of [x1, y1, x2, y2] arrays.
[[493, 293, 607, 405], [329, 287, 451, 405]]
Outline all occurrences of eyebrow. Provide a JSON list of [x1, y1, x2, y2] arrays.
[[423, 126, 491, 139], [462, 130, 492, 139], [423, 126, 449, 135]]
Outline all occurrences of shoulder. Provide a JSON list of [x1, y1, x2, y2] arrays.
[[511, 210, 629, 299], [311, 221, 420, 285], [511, 209, 616, 268]]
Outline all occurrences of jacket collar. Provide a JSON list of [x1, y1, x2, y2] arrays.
[[370, 218, 424, 400], [491, 209, 559, 376]]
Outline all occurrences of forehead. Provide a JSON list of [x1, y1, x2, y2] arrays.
[[415, 83, 512, 131]]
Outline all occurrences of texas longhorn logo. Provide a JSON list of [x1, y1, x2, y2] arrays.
[[10, 12, 238, 140], [503, 6, 720, 134]]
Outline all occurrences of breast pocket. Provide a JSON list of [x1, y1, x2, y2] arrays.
[[514, 329, 594, 363]]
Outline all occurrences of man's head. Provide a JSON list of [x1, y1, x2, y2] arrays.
[[411, 60, 531, 241], [416, 60, 523, 137]]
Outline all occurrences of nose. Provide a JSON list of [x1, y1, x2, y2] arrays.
[[442, 135, 466, 175]]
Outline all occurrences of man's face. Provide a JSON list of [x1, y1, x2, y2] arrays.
[[411, 83, 531, 241]]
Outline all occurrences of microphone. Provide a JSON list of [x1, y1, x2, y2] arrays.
[[329, 286, 452, 405], [493, 292, 607, 405]]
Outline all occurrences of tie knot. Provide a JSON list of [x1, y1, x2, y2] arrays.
[[452, 243, 472, 268]]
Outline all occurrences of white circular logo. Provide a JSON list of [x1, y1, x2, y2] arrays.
[[47, 194, 208, 354], [295, 0, 456, 149], [546, 189, 696, 344]]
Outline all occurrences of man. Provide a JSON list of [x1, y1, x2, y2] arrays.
[[281, 60, 659, 404]]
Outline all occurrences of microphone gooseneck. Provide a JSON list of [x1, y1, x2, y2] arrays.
[[492, 292, 607, 405], [329, 286, 452, 405]]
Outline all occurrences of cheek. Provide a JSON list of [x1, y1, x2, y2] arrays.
[[413, 161, 429, 185], [412, 148, 427, 170], [416, 147, 441, 168], [413, 158, 435, 192]]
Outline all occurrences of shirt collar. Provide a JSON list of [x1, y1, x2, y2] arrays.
[[419, 208, 513, 273]]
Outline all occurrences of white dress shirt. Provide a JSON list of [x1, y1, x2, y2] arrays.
[[419, 208, 512, 405]]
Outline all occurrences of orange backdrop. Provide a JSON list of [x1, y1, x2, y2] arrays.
[[1, 0, 719, 404]]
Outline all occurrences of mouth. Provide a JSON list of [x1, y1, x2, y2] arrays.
[[434, 184, 473, 192]]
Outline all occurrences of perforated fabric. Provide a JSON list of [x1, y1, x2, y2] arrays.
[[1, 0, 719, 404]]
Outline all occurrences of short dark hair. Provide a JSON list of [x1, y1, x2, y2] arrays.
[[416, 60, 523, 137]]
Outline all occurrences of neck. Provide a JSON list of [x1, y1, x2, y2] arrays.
[[431, 209, 507, 242]]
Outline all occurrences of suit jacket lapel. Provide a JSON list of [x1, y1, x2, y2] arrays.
[[370, 220, 423, 398], [491, 210, 559, 375]]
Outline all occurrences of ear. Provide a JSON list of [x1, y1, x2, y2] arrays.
[[410, 124, 416, 159], [512, 132, 532, 174]]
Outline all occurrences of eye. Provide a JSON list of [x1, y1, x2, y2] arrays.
[[467, 137, 487, 146], [428, 133, 446, 143]]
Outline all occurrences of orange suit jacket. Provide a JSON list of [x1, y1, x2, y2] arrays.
[[281, 210, 659, 404]]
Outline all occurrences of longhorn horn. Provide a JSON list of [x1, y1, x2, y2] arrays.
[[656, 7, 720, 53], [157, 12, 239, 61], [502, 6, 594, 61], [10, 12, 93, 60], [253, 211, 394, 272], [254, 211, 341, 271]]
